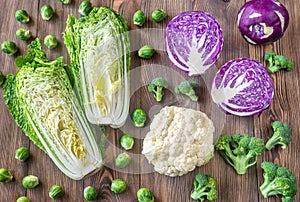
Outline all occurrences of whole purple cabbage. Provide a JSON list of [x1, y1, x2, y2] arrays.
[[237, 0, 289, 45], [165, 11, 223, 76], [211, 58, 274, 116]]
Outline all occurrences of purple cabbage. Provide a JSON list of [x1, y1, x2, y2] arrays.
[[211, 58, 274, 116], [237, 0, 289, 45], [165, 11, 223, 76]]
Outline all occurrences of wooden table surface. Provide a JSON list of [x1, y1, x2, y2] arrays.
[[0, 0, 299, 201]]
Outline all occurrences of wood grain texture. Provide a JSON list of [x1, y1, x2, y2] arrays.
[[0, 0, 299, 202]]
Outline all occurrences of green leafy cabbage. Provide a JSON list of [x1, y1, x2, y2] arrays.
[[64, 6, 130, 128], [4, 38, 102, 180]]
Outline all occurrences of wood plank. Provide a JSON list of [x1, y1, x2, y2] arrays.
[[252, 0, 300, 201], [0, 0, 39, 201], [112, 1, 144, 201]]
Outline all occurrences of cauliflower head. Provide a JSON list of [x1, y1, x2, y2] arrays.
[[142, 106, 215, 177]]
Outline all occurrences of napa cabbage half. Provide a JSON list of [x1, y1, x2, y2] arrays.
[[64, 6, 130, 128], [3, 39, 102, 180]]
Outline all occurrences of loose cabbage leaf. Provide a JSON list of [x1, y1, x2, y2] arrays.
[[64, 6, 130, 128], [2, 74, 46, 153]]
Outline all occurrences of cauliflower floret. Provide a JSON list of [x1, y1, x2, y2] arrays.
[[142, 106, 215, 177]]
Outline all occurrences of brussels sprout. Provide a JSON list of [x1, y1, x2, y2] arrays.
[[16, 28, 32, 41], [44, 35, 58, 49], [1, 41, 18, 56], [151, 9, 167, 22], [84, 186, 98, 201], [59, 0, 71, 4], [16, 196, 30, 202], [115, 153, 131, 168], [120, 134, 134, 150], [15, 147, 30, 162], [41, 5, 54, 21], [138, 45, 155, 59], [137, 188, 155, 202], [111, 179, 127, 194], [0, 71, 4, 86], [0, 168, 13, 182], [22, 175, 39, 189], [15, 10, 30, 24], [131, 108, 147, 127], [49, 185, 64, 199], [133, 10, 146, 26], [79, 1, 93, 16]]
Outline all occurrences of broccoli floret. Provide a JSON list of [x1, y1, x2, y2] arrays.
[[266, 121, 292, 150], [260, 162, 297, 202], [147, 77, 168, 102], [190, 173, 218, 201], [174, 81, 198, 101], [265, 51, 293, 74], [215, 134, 265, 174]]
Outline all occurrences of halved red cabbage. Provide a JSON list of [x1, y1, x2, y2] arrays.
[[165, 11, 223, 76], [237, 0, 289, 45], [211, 58, 274, 116]]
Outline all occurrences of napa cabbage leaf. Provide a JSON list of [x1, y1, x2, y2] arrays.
[[3, 38, 102, 180], [64, 6, 130, 128]]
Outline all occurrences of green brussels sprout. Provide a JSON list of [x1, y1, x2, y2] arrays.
[[15, 10, 30, 24], [131, 108, 147, 127], [137, 188, 155, 202], [138, 45, 155, 59], [41, 5, 54, 21], [0, 168, 13, 182], [111, 179, 127, 194], [16, 28, 32, 41], [115, 153, 131, 168], [15, 147, 30, 162], [16, 196, 30, 202], [49, 185, 64, 199], [133, 10, 146, 26], [1, 41, 18, 56], [151, 9, 167, 22], [120, 134, 134, 150], [83, 186, 98, 201], [0, 71, 4, 86], [22, 175, 39, 189], [59, 0, 71, 4], [44, 35, 58, 49], [79, 1, 93, 16]]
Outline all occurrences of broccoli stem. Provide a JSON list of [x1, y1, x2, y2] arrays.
[[268, 65, 281, 74], [189, 95, 198, 102], [236, 154, 258, 174], [218, 145, 235, 168], [191, 187, 209, 201], [155, 86, 163, 102], [220, 151, 250, 174], [265, 135, 281, 150], [233, 156, 249, 174], [259, 179, 270, 193], [221, 151, 257, 174], [260, 179, 280, 198]]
